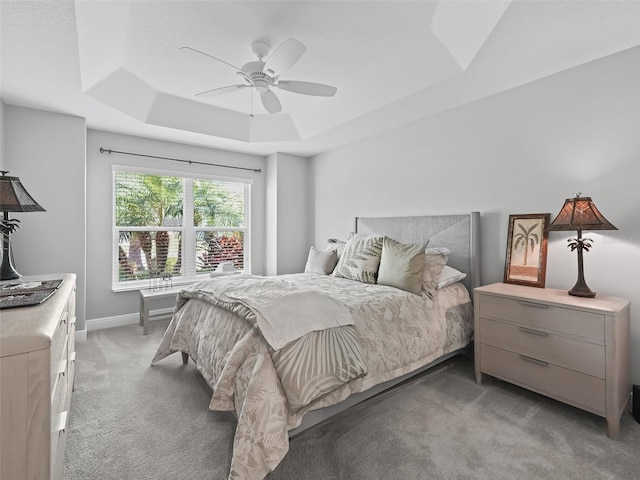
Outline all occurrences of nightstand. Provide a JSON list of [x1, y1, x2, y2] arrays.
[[474, 282, 630, 439]]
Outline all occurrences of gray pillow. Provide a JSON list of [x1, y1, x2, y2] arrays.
[[325, 238, 346, 259], [304, 246, 338, 275], [333, 234, 384, 284], [377, 237, 426, 294]]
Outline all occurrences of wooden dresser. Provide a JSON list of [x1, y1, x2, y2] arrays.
[[0, 273, 76, 479], [474, 282, 630, 439]]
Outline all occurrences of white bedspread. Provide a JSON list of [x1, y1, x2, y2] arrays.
[[209, 276, 354, 349]]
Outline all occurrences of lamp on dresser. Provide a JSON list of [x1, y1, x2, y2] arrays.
[[548, 193, 617, 298], [0, 171, 46, 280]]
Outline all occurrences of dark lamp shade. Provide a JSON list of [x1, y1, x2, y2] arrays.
[[548, 196, 617, 232], [0, 174, 46, 212]]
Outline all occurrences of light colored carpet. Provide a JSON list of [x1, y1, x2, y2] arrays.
[[63, 320, 640, 480]]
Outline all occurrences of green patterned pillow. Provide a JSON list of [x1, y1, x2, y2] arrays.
[[377, 237, 426, 294], [333, 234, 384, 284]]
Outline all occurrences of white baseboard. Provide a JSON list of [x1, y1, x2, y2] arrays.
[[84, 308, 174, 332]]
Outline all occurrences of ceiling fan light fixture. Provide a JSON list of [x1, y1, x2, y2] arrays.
[[253, 78, 270, 93]]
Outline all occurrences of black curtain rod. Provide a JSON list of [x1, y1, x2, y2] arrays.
[[99, 147, 262, 173]]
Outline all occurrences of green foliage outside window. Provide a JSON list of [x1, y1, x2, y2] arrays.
[[115, 171, 247, 283]]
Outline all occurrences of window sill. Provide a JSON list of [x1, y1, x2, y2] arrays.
[[111, 271, 246, 293], [112, 278, 198, 293]]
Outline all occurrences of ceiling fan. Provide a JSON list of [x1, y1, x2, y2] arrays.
[[180, 38, 337, 115]]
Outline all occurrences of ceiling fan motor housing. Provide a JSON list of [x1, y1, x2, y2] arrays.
[[240, 60, 275, 92]]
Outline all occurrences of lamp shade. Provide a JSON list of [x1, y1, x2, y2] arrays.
[[0, 172, 46, 212], [548, 194, 617, 232]]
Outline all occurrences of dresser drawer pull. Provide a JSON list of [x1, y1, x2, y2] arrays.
[[519, 355, 549, 367], [70, 351, 76, 363], [518, 300, 549, 309], [70, 316, 77, 327], [518, 326, 549, 337], [56, 411, 68, 434], [59, 360, 67, 377]]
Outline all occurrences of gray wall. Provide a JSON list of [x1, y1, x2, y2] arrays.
[[309, 46, 640, 384], [85, 129, 266, 321], [265, 152, 309, 275], [0, 101, 5, 168], [4, 105, 87, 329]]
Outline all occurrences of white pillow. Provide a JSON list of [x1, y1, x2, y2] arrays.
[[436, 265, 467, 289], [304, 246, 338, 275], [422, 247, 451, 292]]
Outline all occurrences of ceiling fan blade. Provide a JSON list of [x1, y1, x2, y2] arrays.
[[263, 38, 306, 77], [195, 84, 247, 98], [276, 80, 337, 97], [260, 89, 282, 114], [179, 46, 243, 73]]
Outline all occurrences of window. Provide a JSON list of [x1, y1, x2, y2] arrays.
[[113, 166, 251, 290]]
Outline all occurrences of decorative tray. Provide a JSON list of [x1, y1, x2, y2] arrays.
[[0, 279, 63, 309]]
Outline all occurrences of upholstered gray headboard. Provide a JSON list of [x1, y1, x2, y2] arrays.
[[355, 212, 480, 294]]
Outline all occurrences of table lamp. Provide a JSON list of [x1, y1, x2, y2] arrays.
[[0, 171, 46, 280], [548, 193, 617, 298]]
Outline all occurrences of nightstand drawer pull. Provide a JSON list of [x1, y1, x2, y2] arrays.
[[519, 355, 549, 367], [517, 300, 549, 309], [518, 326, 549, 337]]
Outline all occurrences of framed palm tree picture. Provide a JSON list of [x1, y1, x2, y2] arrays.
[[504, 213, 550, 288]]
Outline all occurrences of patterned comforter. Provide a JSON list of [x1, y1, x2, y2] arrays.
[[152, 273, 473, 480]]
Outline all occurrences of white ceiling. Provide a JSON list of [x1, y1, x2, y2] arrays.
[[2, 0, 640, 157]]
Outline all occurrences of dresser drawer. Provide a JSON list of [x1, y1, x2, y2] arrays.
[[49, 318, 67, 392], [66, 292, 76, 335], [481, 344, 605, 413], [479, 318, 605, 378], [478, 294, 604, 341], [50, 370, 68, 471], [51, 427, 68, 480]]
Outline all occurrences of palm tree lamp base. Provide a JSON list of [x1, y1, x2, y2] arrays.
[[1, 240, 21, 281], [568, 241, 596, 298], [568, 282, 596, 298]]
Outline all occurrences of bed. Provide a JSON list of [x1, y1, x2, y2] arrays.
[[152, 212, 480, 480]]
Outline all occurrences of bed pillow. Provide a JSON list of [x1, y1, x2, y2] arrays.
[[422, 247, 451, 292], [333, 234, 384, 284], [436, 265, 467, 289], [304, 246, 338, 275], [325, 238, 347, 259], [377, 237, 425, 294]]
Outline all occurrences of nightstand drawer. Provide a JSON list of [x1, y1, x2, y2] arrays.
[[479, 318, 605, 378], [478, 294, 604, 341], [481, 344, 605, 413]]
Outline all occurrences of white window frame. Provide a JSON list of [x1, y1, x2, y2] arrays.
[[112, 165, 252, 291]]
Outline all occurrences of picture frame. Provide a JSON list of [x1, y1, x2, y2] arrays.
[[504, 213, 550, 288]]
